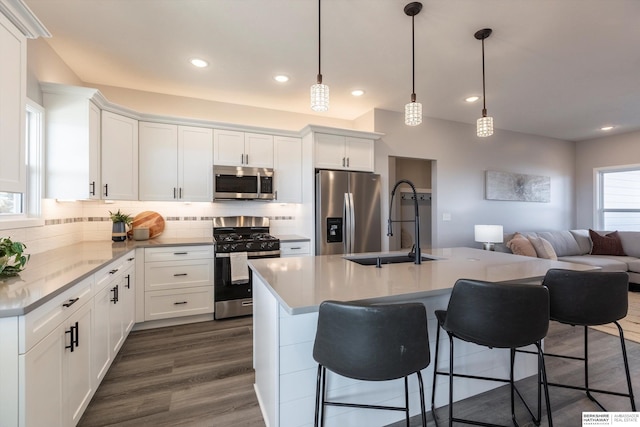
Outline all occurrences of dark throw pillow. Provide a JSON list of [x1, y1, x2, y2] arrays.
[[589, 229, 626, 256]]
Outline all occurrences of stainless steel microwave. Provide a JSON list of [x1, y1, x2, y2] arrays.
[[213, 165, 275, 200]]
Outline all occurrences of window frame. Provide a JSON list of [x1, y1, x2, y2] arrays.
[[0, 98, 45, 230], [595, 163, 640, 231]]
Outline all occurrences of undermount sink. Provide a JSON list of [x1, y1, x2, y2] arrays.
[[345, 254, 435, 266]]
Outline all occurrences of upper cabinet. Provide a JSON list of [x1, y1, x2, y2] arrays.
[[43, 87, 101, 199], [101, 111, 138, 200], [273, 136, 302, 203], [139, 122, 212, 201], [314, 133, 374, 172], [214, 129, 273, 168], [0, 12, 26, 193]]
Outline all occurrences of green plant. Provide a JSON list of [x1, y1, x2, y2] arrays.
[[0, 237, 30, 277], [109, 209, 133, 226]]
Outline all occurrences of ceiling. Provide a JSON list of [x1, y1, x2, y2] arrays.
[[23, 0, 640, 141]]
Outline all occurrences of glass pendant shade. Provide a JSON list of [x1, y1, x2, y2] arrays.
[[477, 115, 494, 137], [310, 82, 329, 112], [405, 100, 422, 126]]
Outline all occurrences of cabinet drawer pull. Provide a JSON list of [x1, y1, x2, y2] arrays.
[[174, 301, 188, 305], [127, 257, 135, 261], [109, 269, 119, 275], [290, 246, 302, 250], [63, 298, 79, 308], [173, 273, 188, 277], [173, 252, 188, 255]]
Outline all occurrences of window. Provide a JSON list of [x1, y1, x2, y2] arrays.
[[597, 166, 640, 231], [0, 99, 43, 229]]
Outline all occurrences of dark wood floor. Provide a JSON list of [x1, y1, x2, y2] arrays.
[[79, 314, 640, 427]]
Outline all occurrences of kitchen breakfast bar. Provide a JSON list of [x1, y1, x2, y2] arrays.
[[248, 247, 596, 427]]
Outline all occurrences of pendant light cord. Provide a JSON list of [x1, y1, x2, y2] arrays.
[[481, 37, 487, 116], [411, 14, 416, 99], [317, 0, 322, 84]]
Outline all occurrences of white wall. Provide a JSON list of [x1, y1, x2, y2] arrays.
[[372, 109, 577, 249], [575, 129, 640, 228]]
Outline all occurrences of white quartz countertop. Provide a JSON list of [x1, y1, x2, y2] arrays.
[[248, 247, 597, 315], [0, 238, 213, 317]]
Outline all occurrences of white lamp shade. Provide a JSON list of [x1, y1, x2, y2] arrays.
[[477, 116, 494, 137], [474, 224, 503, 243], [311, 83, 329, 112]]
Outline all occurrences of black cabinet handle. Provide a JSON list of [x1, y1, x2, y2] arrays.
[[179, 187, 182, 199], [104, 183, 109, 197], [65, 322, 78, 352], [173, 273, 188, 277], [125, 274, 131, 289], [109, 269, 119, 275], [127, 257, 135, 261], [111, 285, 119, 304], [173, 252, 188, 255], [174, 301, 188, 305], [90, 181, 96, 196], [63, 298, 79, 308]]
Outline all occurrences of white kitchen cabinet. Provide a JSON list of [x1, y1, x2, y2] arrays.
[[273, 136, 302, 203], [139, 122, 213, 201], [314, 133, 374, 172], [43, 87, 101, 200], [20, 276, 94, 427], [92, 251, 135, 384], [214, 129, 273, 168], [101, 110, 138, 200], [0, 12, 26, 193], [143, 245, 214, 321], [280, 240, 311, 257]]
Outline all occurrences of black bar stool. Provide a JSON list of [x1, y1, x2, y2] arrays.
[[312, 300, 431, 427], [430, 279, 553, 427], [541, 268, 636, 411]]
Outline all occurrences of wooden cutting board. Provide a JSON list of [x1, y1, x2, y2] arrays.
[[130, 211, 165, 239]]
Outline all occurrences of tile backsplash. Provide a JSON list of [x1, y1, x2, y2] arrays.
[[1, 199, 306, 255]]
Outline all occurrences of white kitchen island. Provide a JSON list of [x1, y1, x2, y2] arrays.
[[249, 248, 595, 427]]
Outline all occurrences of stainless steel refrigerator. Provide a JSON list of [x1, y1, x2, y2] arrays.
[[316, 170, 382, 255]]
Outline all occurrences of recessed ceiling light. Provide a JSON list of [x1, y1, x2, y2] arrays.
[[465, 96, 480, 103], [274, 75, 290, 83], [351, 89, 365, 97], [600, 126, 614, 131], [190, 58, 209, 68]]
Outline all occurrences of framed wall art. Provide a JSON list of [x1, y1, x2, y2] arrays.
[[485, 170, 550, 202]]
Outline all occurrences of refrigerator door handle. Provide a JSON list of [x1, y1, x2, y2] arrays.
[[348, 192, 355, 254], [343, 192, 350, 253]]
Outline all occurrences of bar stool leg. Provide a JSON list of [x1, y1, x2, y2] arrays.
[[314, 365, 322, 427], [536, 342, 553, 427], [448, 335, 454, 427], [404, 377, 410, 426], [615, 321, 637, 411], [417, 371, 427, 427], [430, 323, 442, 426]]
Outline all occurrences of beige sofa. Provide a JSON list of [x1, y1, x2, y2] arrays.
[[496, 229, 640, 286]]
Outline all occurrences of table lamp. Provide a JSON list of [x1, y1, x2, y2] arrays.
[[474, 224, 503, 251]]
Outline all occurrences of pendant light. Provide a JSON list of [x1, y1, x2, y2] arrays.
[[404, 2, 423, 126], [310, 0, 329, 112], [475, 28, 493, 137]]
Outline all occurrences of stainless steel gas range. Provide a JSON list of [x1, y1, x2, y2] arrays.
[[213, 216, 280, 319]]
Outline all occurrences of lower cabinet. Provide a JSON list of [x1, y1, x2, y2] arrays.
[[143, 245, 214, 321], [20, 277, 94, 427], [93, 252, 136, 384]]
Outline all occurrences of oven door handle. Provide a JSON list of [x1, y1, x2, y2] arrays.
[[215, 250, 280, 258]]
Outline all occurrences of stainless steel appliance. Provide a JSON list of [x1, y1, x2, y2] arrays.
[[315, 170, 382, 255], [213, 165, 275, 200], [213, 216, 280, 319]]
